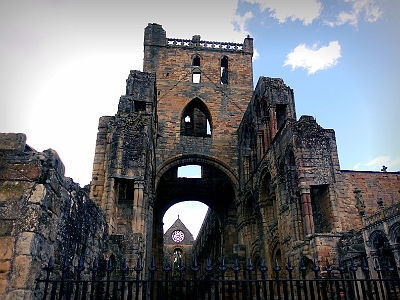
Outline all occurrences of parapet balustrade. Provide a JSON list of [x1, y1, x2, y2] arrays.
[[167, 38, 243, 51]]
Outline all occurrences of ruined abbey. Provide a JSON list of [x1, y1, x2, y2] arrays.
[[1, 23, 400, 299]]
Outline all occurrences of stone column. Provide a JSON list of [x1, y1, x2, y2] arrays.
[[257, 131, 264, 161], [299, 185, 314, 235], [132, 181, 145, 233], [269, 107, 277, 140]]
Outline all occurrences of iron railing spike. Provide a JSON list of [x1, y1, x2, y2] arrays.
[[134, 257, 143, 272], [93, 258, 98, 268], [248, 258, 253, 267], [286, 257, 294, 271], [387, 259, 395, 272], [163, 257, 172, 272], [44, 256, 54, 272], [219, 256, 228, 273], [299, 258, 305, 269], [325, 258, 332, 272], [120, 257, 128, 272], [232, 258, 240, 272], [48, 257, 53, 268], [79, 255, 84, 268], [374, 258, 381, 271], [361, 257, 369, 271], [64, 255, 69, 267], [350, 258, 358, 272], [148, 257, 157, 272], [260, 258, 268, 270], [273, 257, 281, 273]]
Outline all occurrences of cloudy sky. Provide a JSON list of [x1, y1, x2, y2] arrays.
[[1, 0, 399, 237]]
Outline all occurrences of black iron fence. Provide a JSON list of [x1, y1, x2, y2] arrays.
[[36, 256, 400, 300]]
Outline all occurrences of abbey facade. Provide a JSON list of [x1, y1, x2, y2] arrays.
[[1, 23, 399, 298]]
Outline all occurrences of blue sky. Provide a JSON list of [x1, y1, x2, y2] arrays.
[[1, 0, 399, 237]]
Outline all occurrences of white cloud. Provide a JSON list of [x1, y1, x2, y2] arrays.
[[243, 0, 322, 25], [253, 48, 260, 60], [232, 11, 253, 37], [283, 41, 341, 74], [353, 156, 400, 171], [325, 0, 383, 27]]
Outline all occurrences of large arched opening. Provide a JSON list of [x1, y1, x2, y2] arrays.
[[150, 156, 238, 272]]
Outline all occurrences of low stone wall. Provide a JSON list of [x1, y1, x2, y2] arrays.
[[0, 133, 108, 300]]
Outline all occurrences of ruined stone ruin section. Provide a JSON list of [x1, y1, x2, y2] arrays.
[[89, 70, 157, 270], [0, 133, 108, 300], [235, 76, 400, 277]]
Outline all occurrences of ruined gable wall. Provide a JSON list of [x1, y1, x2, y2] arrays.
[[0, 133, 108, 300]]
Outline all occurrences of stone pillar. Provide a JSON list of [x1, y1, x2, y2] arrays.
[[132, 181, 145, 233], [299, 185, 314, 235], [257, 131, 264, 161], [390, 244, 400, 271], [269, 107, 277, 140]]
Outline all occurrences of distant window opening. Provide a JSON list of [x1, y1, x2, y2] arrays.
[[311, 185, 332, 233], [276, 104, 287, 129], [206, 120, 211, 135], [177, 165, 202, 178], [173, 248, 182, 262], [135, 101, 146, 112], [163, 201, 209, 239], [117, 180, 135, 200], [192, 72, 201, 83], [221, 56, 228, 84], [181, 98, 212, 137], [193, 56, 200, 66]]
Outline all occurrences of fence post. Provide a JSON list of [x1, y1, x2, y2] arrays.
[[286, 257, 295, 300], [273, 258, 281, 299], [74, 255, 84, 300], [42, 257, 54, 300]]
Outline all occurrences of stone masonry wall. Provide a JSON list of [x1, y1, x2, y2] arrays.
[[143, 23, 254, 179], [0, 133, 108, 300], [339, 170, 400, 230]]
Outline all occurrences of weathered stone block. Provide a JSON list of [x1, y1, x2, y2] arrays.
[[0, 260, 11, 279], [0, 237, 14, 260], [27, 184, 46, 204], [15, 232, 34, 256], [0, 133, 26, 151], [0, 220, 13, 237], [0, 182, 32, 203], [9, 255, 31, 289]]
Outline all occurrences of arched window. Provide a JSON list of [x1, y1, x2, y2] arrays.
[[192, 55, 201, 83], [221, 56, 228, 84], [193, 56, 200, 66], [181, 98, 212, 137]]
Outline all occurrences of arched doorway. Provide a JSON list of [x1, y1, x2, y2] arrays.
[[150, 157, 238, 272]]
